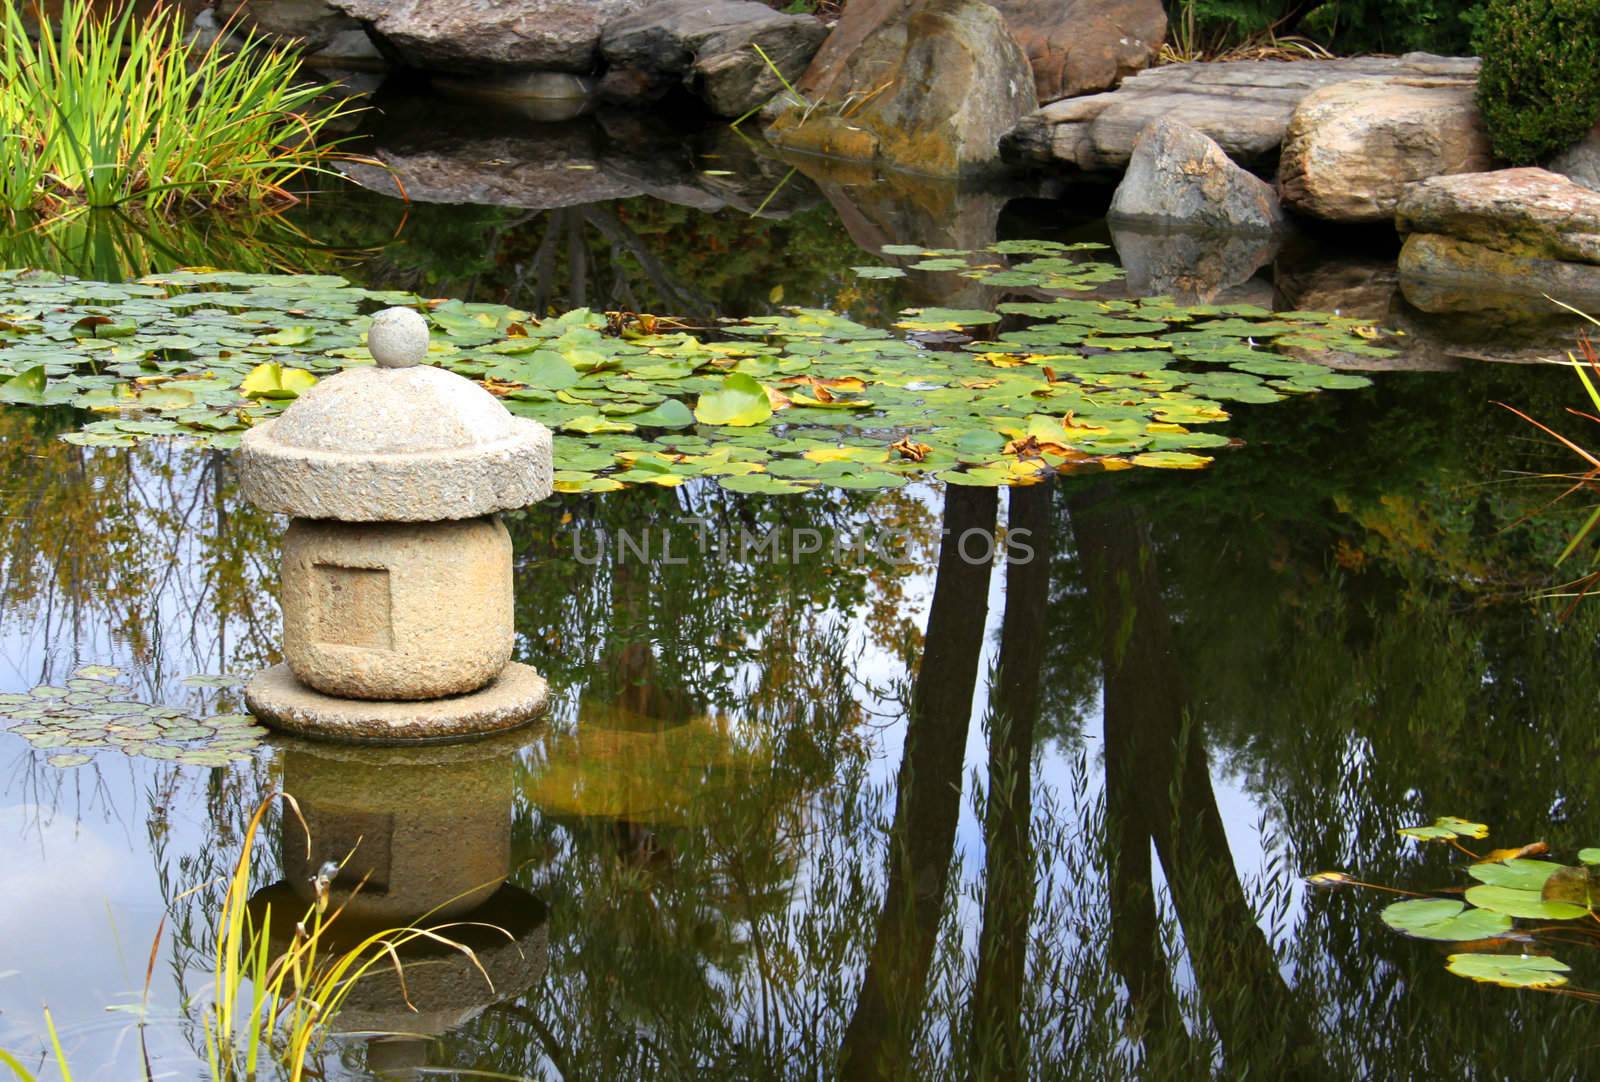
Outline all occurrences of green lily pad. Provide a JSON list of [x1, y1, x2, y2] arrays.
[[240, 362, 317, 399], [1400, 817, 1490, 841], [1445, 953, 1570, 988], [1381, 899, 1513, 942], [1467, 860, 1566, 892], [695, 374, 773, 427], [1463, 884, 1588, 920]]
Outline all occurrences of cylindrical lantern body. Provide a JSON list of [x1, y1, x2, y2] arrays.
[[281, 516, 514, 701]]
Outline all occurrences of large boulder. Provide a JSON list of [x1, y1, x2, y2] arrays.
[[990, 0, 1165, 104], [598, 0, 826, 117], [766, 0, 1036, 177], [1396, 168, 1600, 310], [1549, 121, 1600, 194], [1279, 79, 1491, 223], [329, 0, 650, 73], [1109, 118, 1283, 233]]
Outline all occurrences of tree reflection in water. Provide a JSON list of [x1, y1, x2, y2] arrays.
[[15, 359, 1600, 1078]]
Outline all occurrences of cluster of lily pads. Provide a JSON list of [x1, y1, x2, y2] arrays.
[[1312, 816, 1600, 993], [0, 666, 266, 767], [0, 242, 1394, 491]]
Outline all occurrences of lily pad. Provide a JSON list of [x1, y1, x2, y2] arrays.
[[1381, 899, 1513, 942], [1466, 860, 1566, 892], [1400, 816, 1490, 841], [1463, 884, 1588, 921], [695, 374, 773, 427], [1445, 953, 1570, 989]]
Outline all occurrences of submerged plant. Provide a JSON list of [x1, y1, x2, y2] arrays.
[[0, 0, 356, 216]]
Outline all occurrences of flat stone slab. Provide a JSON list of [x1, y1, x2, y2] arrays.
[[246, 662, 549, 743], [1003, 54, 1480, 172]]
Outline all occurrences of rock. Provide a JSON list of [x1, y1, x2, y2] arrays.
[[1398, 234, 1600, 311], [1395, 168, 1600, 311], [1549, 121, 1600, 193], [1108, 118, 1283, 233], [216, 0, 365, 52], [1396, 168, 1600, 263], [1003, 54, 1481, 173], [307, 28, 385, 64], [1278, 80, 1490, 223], [766, 0, 1036, 177], [989, 0, 1166, 104], [328, 0, 650, 74], [1109, 223, 1279, 304], [367, 308, 430, 368], [598, 0, 826, 117]]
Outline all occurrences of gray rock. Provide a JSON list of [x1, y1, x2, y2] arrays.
[[599, 0, 825, 116], [306, 27, 384, 64], [1003, 54, 1481, 172], [1393, 169, 1600, 312], [1109, 118, 1283, 233], [328, 0, 650, 73], [1549, 121, 1600, 194], [766, 0, 1037, 177], [1396, 168, 1600, 264], [368, 307, 430, 368], [1279, 79, 1490, 223], [216, 0, 365, 53]]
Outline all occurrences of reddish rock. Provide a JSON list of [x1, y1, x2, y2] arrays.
[[990, 0, 1165, 103]]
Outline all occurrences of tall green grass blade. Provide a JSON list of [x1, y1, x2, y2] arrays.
[[0, 1047, 40, 1082]]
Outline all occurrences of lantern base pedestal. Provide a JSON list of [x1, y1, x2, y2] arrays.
[[246, 663, 548, 744]]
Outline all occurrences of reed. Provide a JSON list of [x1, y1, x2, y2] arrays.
[[0, 0, 356, 217]]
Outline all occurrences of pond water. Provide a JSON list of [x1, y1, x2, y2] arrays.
[[2, 97, 1600, 1081]]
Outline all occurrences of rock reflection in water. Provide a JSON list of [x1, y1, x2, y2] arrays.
[[247, 737, 548, 1075], [339, 90, 818, 220]]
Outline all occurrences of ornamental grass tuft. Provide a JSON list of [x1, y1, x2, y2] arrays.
[[0, 0, 357, 218]]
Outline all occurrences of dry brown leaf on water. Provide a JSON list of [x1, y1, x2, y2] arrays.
[[764, 385, 793, 411], [890, 436, 932, 462], [1476, 842, 1550, 864], [480, 377, 524, 397]]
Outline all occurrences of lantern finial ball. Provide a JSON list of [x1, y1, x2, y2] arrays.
[[368, 307, 430, 369]]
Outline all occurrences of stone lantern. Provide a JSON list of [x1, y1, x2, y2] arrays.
[[239, 308, 553, 742]]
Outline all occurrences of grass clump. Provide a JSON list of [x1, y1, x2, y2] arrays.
[[0, 0, 356, 218], [1474, 0, 1600, 164]]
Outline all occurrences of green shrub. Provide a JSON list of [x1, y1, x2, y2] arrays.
[[1474, 0, 1600, 164], [1164, 0, 1484, 56]]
